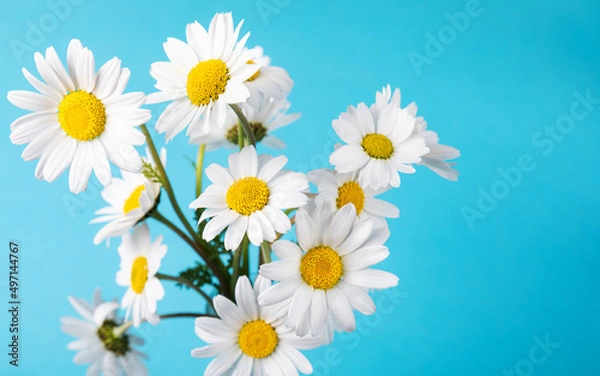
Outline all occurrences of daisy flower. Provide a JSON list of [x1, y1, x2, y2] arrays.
[[244, 46, 294, 104], [258, 202, 399, 335], [189, 145, 308, 251], [91, 148, 166, 245], [189, 94, 300, 150], [8, 38, 151, 193], [116, 224, 167, 327], [60, 288, 147, 375], [308, 168, 399, 227], [329, 100, 429, 190], [373, 85, 460, 180], [191, 275, 323, 376], [146, 12, 259, 139]]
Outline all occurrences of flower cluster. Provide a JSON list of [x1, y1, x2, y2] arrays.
[[7, 12, 459, 376]]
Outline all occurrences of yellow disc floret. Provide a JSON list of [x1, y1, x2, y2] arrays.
[[123, 185, 146, 214], [300, 246, 343, 290], [361, 133, 394, 160], [246, 60, 260, 82], [225, 177, 270, 216], [58, 91, 107, 141], [186, 59, 230, 106], [336, 181, 365, 214], [130, 256, 149, 294], [238, 320, 278, 358]]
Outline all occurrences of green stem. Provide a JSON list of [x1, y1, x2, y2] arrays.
[[156, 272, 214, 310], [195, 144, 206, 198], [230, 244, 242, 298], [259, 241, 272, 265], [159, 312, 216, 320], [237, 120, 244, 150], [242, 239, 249, 277], [140, 124, 230, 297], [230, 104, 255, 146], [149, 211, 197, 253], [113, 321, 132, 337]]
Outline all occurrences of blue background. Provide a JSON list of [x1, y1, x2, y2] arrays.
[[1, 0, 599, 375]]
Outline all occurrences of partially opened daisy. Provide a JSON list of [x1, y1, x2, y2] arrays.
[[116, 224, 167, 327], [8, 38, 151, 193], [189, 145, 308, 251], [189, 94, 300, 150], [244, 46, 294, 104], [192, 275, 323, 376], [259, 202, 399, 335], [373, 85, 460, 180], [60, 288, 147, 375], [329, 100, 429, 189], [147, 12, 258, 139], [308, 168, 399, 227], [91, 148, 166, 245]]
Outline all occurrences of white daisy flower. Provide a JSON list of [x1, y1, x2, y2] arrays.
[[192, 275, 323, 376], [308, 168, 399, 227], [146, 12, 259, 140], [189, 145, 308, 251], [258, 202, 399, 335], [189, 94, 300, 150], [91, 148, 166, 245], [244, 46, 294, 104], [329, 100, 429, 190], [8, 38, 151, 194], [60, 288, 147, 375], [116, 224, 167, 327], [374, 85, 460, 180]]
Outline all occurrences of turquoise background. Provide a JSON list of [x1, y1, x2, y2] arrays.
[[1, 0, 599, 375]]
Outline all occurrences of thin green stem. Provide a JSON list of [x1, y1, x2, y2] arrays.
[[113, 321, 132, 337], [149, 211, 197, 252], [230, 104, 255, 146], [140, 124, 230, 297], [159, 312, 216, 320], [259, 241, 272, 265], [230, 245, 242, 298], [195, 144, 206, 198], [237, 120, 244, 150], [156, 272, 214, 310], [242, 239, 249, 277]]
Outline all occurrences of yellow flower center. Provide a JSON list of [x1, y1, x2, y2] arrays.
[[130, 256, 149, 294], [123, 185, 146, 214], [238, 320, 278, 359], [300, 246, 343, 290], [246, 60, 260, 82], [225, 177, 270, 216], [186, 59, 230, 106], [336, 181, 365, 214], [361, 133, 394, 160], [57, 91, 107, 141]]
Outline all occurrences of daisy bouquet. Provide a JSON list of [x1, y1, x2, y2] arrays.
[[7, 12, 459, 376]]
